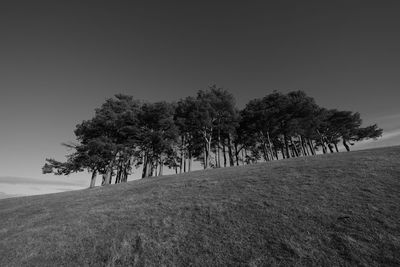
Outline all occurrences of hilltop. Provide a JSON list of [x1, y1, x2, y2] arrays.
[[0, 146, 399, 266]]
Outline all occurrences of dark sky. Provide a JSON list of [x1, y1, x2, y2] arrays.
[[1, 0, 400, 184]]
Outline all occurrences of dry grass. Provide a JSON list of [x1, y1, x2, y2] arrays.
[[0, 146, 399, 266]]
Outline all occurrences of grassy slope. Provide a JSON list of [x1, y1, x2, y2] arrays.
[[0, 147, 399, 266]]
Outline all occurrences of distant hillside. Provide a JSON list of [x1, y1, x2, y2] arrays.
[[0, 146, 399, 266], [0, 176, 79, 185], [0, 176, 85, 199], [0, 192, 18, 200]]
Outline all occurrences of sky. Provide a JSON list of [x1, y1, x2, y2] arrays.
[[1, 0, 400, 197]]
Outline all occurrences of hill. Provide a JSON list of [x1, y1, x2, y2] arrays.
[[0, 146, 399, 266]]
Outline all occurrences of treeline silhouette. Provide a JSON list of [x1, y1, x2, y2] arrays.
[[43, 86, 382, 187]]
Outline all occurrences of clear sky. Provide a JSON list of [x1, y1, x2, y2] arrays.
[[1, 1, 400, 196]]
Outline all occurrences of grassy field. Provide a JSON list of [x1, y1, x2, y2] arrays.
[[0, 146, 399, 266]]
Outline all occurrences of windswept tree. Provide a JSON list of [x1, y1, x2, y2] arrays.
[[42, 137, 115, 188], [43, 94, 142, 187], [322, 110, 383, 151]]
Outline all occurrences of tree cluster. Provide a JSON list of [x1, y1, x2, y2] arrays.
[[43, 87, 382, 188]]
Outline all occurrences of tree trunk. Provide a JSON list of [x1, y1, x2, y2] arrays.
[[89, 170, 97, 188], [334, 143, 339, 153], [213, 143, 218, 168], [316, 129, 327, 154], [343, 139, 350, 151], [217, 129, 221, 168], [262, 142, 269, 161], [222, 140, 227, 167], [108, 168, 114, 184], [290, 146, 295, 157], [294, 138, 300, 157], [299, 135, 307, 156], [319, 137, 327, 153], [142, 152, 148, 178], [273, 147, 279, 160], [101, 173, 106, 185], [102, 167, 112, 186], [146, 158, 153, 177], [180, 135, 185, 173], [123, 159, 130, 182], [307, 139, 316, 155], [234, 143, 240, 166], [302, 137, 310, 156], [159, 159, 163, 176], [188, 153, 192, 172], [284, 134, 291, 158], [207, 140, 212, 168], [320, 136, 327, 154], [115, 162, 123, 184], [328, 143, 334, 153], [281, 146, 286, 159], [115, 169, 120, 184], [266, 131, 274, 160], [304, 142, 310, 156], [203, 144, 208, 169], [227, 134, 235, 166], [154, 160, 158, 177], [108, 167, 113, 184], [203, 139, 212, 169]]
